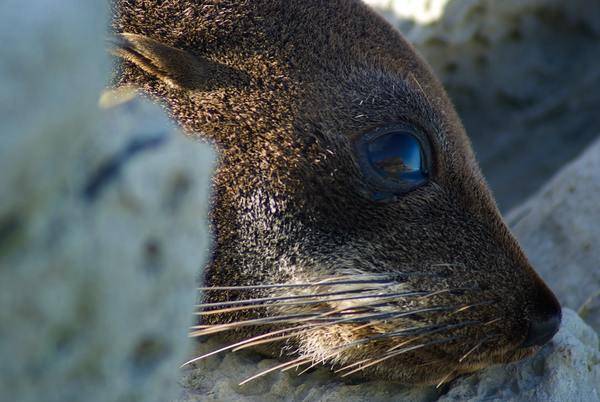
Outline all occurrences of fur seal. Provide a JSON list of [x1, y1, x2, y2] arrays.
[[110, 0, 561, 385]]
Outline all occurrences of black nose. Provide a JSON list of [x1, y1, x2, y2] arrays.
[[521, 308, 562, 348]]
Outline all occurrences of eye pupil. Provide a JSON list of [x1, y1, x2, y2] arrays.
[[366, 131, 427, 185]]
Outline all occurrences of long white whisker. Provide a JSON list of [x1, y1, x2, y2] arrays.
[[238, 357, 311, 386], [196, 290, 429, 315], [195, 287, 386, 309], [182, 325, 312, 367], [458, 334, 499, 363], [198, 276, 394, 291], [189, 312, 322, 336], [387, 320, 481, 352]]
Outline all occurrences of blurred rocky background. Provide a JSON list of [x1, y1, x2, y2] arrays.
[[0, 1, 213, 401]]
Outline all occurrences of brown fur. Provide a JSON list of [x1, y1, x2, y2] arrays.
[[110, 0, 561, 385]]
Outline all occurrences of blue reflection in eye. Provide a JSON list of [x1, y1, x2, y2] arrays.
[[366, 132, 427, 186]]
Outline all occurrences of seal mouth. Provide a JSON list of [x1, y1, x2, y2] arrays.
[[186, 272, 524, 385]]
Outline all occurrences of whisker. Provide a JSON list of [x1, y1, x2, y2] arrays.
[[430, 263, 467, 269], [337, 304, 460, 329], [297, 362, 319, 376], [191, 309, 377, 335], [300, 328, 429, 375], [190, 298, 490, 368], [315, 303, 384, 317], [195, 287, 383, 309], [231, 330, 310, 352], [387, 320, 481, 352], [189, 312, 323, 336], [281, 324, 442, 372], [186, 310, 385, 366], [302, 305, 451, 329], [185, 307, 403, 366], [458, 334, 500, 363], [182, 324, 314, 367], [196, 290, 428, 316], [415, 359, 444, 368], [330, 321, 481, 372], [198, 276, 394, 291], [306, 322, 480, 375], [334, 357, 373, 373], [436, 369, 457, 388], [333, 323, 444, 353], [195, 299, 377, 317], [450, 300, 495, 315], [185, 306, 440, 368], [296, 351, 342, 375], [340, 336, 464, 377], [194, 303, 477, 339], [310, 291, 451, 320], [281, 359, 313, 372], [483, 318, 502, 326], [238, 357, 311, 386], [418, 287, 478, 299], [386, 334, 427, 352], [191, 308, 369, 331], [350, 296, 488, 332], [185, 283, 495, 377]]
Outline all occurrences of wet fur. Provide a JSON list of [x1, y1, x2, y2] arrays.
[[111, 0, 560, 385]]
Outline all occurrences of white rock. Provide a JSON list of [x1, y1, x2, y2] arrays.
[[364, 0, 448, 24], [0, 1, 213, 402], [508, 138, 600, 333]]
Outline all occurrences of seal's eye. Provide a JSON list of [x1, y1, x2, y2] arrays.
[[355, 125, 431, 200], [367, 132, 427, 183]]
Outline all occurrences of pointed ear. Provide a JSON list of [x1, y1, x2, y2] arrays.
[[110, 33, 209, 90]]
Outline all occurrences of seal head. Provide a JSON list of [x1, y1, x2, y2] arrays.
[[111, 0, 561, 384]]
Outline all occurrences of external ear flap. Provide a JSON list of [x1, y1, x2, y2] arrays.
[[110, 33, 209, 90]]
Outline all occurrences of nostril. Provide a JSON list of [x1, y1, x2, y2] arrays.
[[521, 309, 562, 348]]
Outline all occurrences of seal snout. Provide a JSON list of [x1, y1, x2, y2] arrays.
[[521, 311, 561, 348], [520, 285, 562, 348]]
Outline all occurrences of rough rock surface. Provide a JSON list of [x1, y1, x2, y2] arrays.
[[179, 309, 599, 401], [365, 0, 600, 210], [0, 1, 213, 402], [508, 138, 600, 333]]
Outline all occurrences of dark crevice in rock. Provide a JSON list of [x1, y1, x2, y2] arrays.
[[130, 336, 172, 378], [82, 133, 167, 202], [143, 238, 163, 275], [0, 213, 23, 255], [164, 172, 192, 213]]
